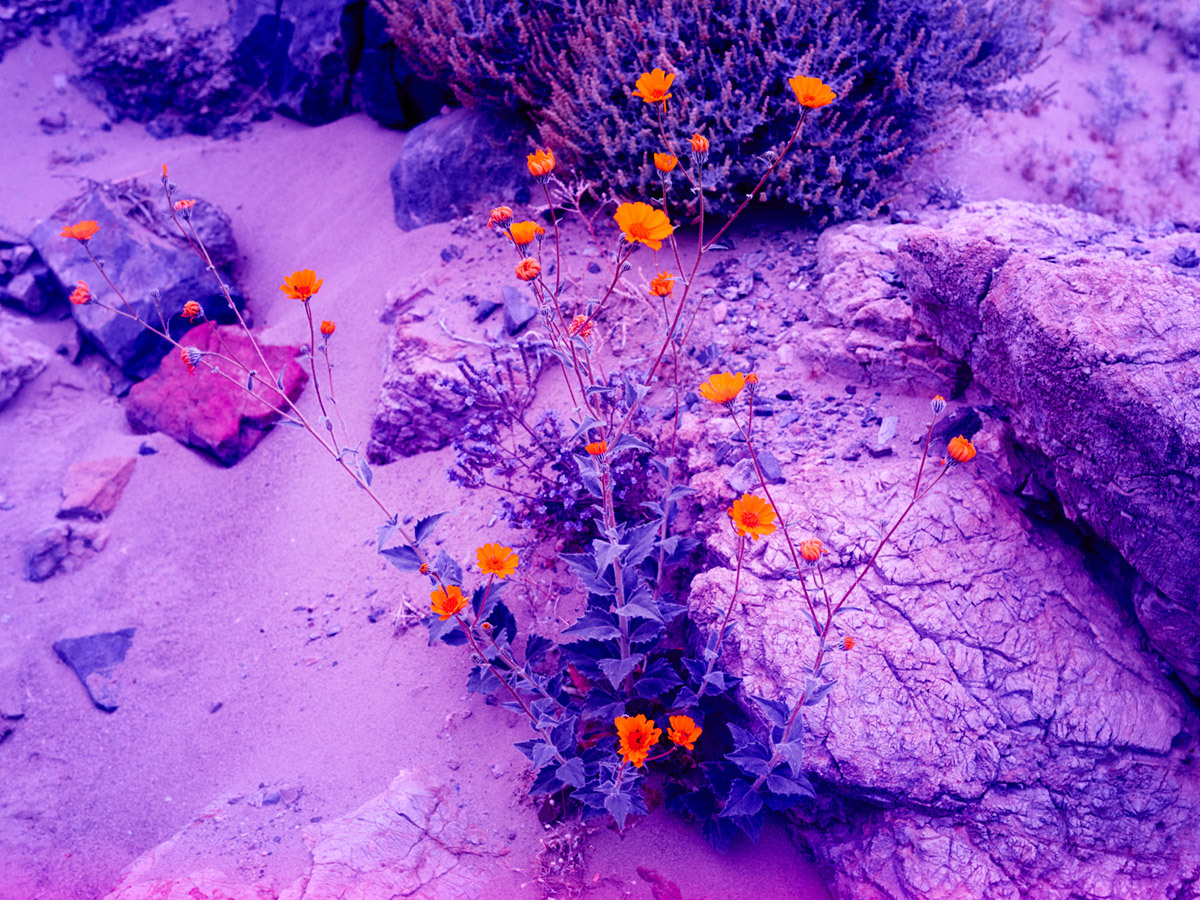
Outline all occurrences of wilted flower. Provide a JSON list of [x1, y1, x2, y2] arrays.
[[667, 715, 702, 751], [613, 202, 674, 250], [487, 206, 514, 228], [173, 199, 196, 213], [689, 133, 709, 161], [788, 75, 837, 109], [653, 152, 678, 173], [419, 562, 430, 575], [60, 220, 99, 242], [180, 346, 202, 374], [931, 395, 947, 415], [649, 271, 674, 297], [947, 435, 977, 464], [477, 542, 519, 578], [515, 257, 541, 282], [280, 269, 323, 302], [745, 373, 759, 386], [568, 314, 593, 339], [320, 320, 335, 336], [182, 300, 201, 320], [68, 281, 90, 305], [431, 585, 467, 621], [615, 714, 661, 767], [585, 440, 607, 456], [728, 494, 777, 540], [527, 148, 555, 180], [509, 220, 540, 247], [800, 539, 827, 563], [632, 68, 674, 106], [843, 635, 856, 651], [698, 372, 746, 405]]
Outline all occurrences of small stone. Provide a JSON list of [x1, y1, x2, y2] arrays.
[[326, 624, 341, 637], [137, 442, 157, 456], [501, 285, 537, 335], [209, 701, 223, 714], [711, 302, 728, 324], [474, 300, 500, 323], [58, 457, 136, 522], [587, 262, 601, 274], [877, 415, 899, 446], [367, 607, 386, 623], [52, 628, 135, 713], [865, 442, 894, 459]]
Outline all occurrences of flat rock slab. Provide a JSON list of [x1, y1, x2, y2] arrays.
[[53, 628, 135, 713], [58, 456, 136, 521], [125, 325, 308, 467]]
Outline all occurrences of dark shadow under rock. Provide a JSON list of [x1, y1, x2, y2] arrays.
[[53, 628, 135, 713]]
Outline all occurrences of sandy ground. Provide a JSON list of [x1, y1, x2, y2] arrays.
[[0, 32, 830, 900]]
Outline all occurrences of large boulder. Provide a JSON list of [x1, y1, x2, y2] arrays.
[[390, 108, 533, 231], [344, 1, 445, 130], [29, 185, 244, 379], [230, 0, 354, 126], [681, 398, 1200, 899], [895, 202, 1200, 695], [103, 770, 513, 900], [125, 325, 307, 466], [0, 318, 49, 408]]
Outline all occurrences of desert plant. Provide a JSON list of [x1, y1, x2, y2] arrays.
[[60, 60, 981, 847], [377, 0, 1044, 224]]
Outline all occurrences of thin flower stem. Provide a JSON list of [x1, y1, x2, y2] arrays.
[[657, 105, 697, 192], [728, 409, 817, 623], [303, 304, 335, 429], [702, 534, 745, 687], [321, 339, 354, 450], [912, 414, 938, 500], [702, 110, 809, 253], [481, 627, 564, 710]]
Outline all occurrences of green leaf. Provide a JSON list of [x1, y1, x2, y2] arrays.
[[592, 539, 628, 575], [376, 516, 399, 552], [803, 677, 838, 706], [557, 758, 587, 789], [720, 780, 763, 818], [358, 458, 373, 487], [598, 653, 643, 690], [415, 512, 447, 544], [605, 790, 633, 831], [380, 544, 421, 572]]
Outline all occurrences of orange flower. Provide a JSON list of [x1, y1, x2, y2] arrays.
[[800, 539, 827, 563], [649, 271, 674, 297], [745, 373, 759, 385], [585, 440, 607, 456], [320, 320, 335, 336], [515, 257, 541, 282], [843, 635, 856, 651], [68, 281, 90, 305], [419, 562, 430, 575], [477, 542, 519, 579], [931, 395, 947, 415], [947, 435, 977, 464], [527, 148, 555, 180], [728, 494, 777, 541], [654, 153, 678, 173], [667, 715, 702, 751], [615, 714, 661, 768], [173, 199, 195, 212], [161, 164, 168, 178], [487, 206, 514, 228], [280, 269, 323, 302], [182, 300, 201, 320], [568, 314, 593, 339], [509, 220, 540, 247], [698, 372, 746, 404], [689, 133, 709, 154], [431, 585, 468, 621], [632, 68, 674, 105], [613, 202, 674, 250], [60, 220, 99, 242], [180, 346, 202, 374], [788, 75, 837, 109]]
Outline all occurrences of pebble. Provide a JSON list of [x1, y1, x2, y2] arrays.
[[711, 302, 728, 324]]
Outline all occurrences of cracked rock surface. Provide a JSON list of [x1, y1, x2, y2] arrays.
[[682, 200, 1200, 899]]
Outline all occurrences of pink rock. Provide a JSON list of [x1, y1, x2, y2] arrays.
[[125, 325, 308, 467], [58, 456, 136, 521]]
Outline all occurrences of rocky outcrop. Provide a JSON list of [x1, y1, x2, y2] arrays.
[[895, 202, 1200, 696], [390, 108, 533, 231], [30, 185, 243, 379], [0, 318, 49, 408], [0, 241, 64, 315], [125, 325, 307, 466], [680, 200, 1200, 899], [103, 770, 511, 900]]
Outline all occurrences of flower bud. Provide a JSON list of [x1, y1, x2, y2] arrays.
[[931, 395, 946, 415], [800, 539, 826, 563], [947, 435, 976, 465]]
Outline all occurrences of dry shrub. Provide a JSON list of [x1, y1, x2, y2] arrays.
[[378, 0, 1044, 223]]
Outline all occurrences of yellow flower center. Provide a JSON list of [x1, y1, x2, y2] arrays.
[[628, 222, 651, 241], [742, 511, 759, 528]]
